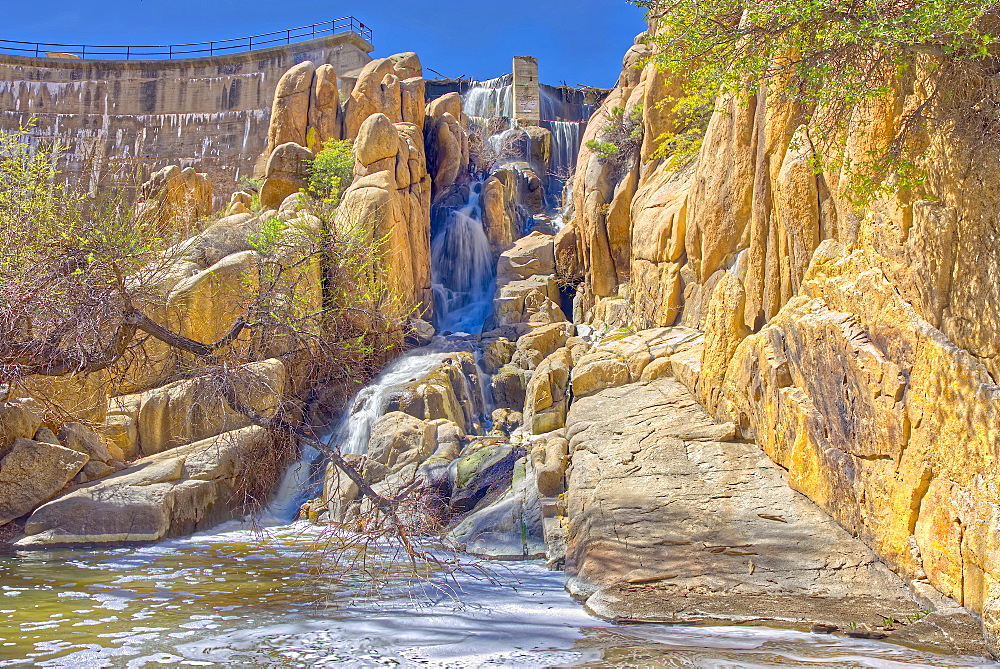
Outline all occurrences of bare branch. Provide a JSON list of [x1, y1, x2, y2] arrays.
[[217, 375, 422, 564], [134, 311, 248, 357], [3, 309, 250, 378]]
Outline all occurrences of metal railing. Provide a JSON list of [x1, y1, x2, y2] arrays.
[[0, 17, 372, 61]]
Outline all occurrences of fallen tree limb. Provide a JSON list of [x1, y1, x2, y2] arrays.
[[217, 374, 422, 564], [3, 308, 249, 378]]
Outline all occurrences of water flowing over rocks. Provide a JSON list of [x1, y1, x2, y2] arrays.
[[5, 26, 1000, 660]]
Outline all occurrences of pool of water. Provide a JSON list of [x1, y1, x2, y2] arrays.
[[0, 521, 994, 668]]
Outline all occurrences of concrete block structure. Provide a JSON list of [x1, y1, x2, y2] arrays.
[[512, 56, 540, 126], [0, 32, 373, 203]]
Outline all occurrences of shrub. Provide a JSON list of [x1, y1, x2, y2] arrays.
[[585, 140, 620, 161], [585, 105, 643, 178], [306, 139, 355, 204]]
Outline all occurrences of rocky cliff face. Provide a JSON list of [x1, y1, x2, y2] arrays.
[[563, 32, 1000, 646], [1, 48, 439, 544]]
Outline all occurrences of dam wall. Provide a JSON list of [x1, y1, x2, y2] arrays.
[[0, 32, 373, 203]]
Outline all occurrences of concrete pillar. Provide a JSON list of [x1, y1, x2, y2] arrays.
[[512, 56, 540, 126]]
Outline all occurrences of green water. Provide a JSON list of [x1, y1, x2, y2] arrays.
[[0, 521, 995, 668]]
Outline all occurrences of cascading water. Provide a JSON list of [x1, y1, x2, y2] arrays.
[[540, 84, 597, 123], [332, 350, 451, 457], [544, 120, 584, 182], [541, 119, 586, 215], [430, 181, 496, 334], [486, 121, 522, 161], [11, 81, 992, 669], [462, 74, 514, 119], [267, 349, 452, 520], [269, 182, 496, 513], [459, 74, 595, 219], [266, 444, 322, 521], [272, 79, 591, 509]]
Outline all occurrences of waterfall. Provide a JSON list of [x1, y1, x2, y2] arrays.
[[266, 442, 322, 521], [463, 75, 514, 118], [269, 76, 596, 518], [332, 350, 450, 456], [540, 85, 596, 123], [541, 120, 585, 212], [431, 181, 496, 334], [486, 121, 522, 166], [543, 120, 584, 183], [266, 348, 451, 519], [269, 180, 496, 518]]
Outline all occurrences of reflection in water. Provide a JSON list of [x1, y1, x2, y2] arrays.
[[0, 522, 992, 667]]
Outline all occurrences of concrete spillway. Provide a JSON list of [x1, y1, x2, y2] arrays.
[[0, 32, 373, 205]]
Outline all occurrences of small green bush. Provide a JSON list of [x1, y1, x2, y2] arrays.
[[585, 140, 620, 161], [586, 105, 643, 178], [248, 216, 289, 256], [306, 139, 355, 204], [236, 176, 264, 193]]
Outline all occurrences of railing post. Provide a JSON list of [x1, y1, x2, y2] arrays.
[[209, 42, 213, 56], [286, 29, 290, 44], [248, 37, 252, 52], [34, 44, 39, 58], [126, 45, 130, 60], [81, 45, 86, 59], [169, 44, 173, 59]]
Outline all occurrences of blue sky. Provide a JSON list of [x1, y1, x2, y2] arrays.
[[4, 1, 647, 88]]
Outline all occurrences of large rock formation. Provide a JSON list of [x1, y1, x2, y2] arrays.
[[125, 359, 286, 456], [335, 112, 433, 315], [723, 241, 1000, 636], [260, 142, 314, 209], [265, 60, 345, 158], [257, 52, 437, 317], [137, 165, 214, 228], [568, 37, 651, 305], [1, 47, 436, 542], [343, 53, 427, 140], [119, 205, 324, 394], [424, 92, 470, 201], [562, 25, 1000, 650], [563, 374, 987, 655], [17, 426, 284, 546], [0, 438, 88, 526], [384, 351, 487, 434], [491, 232, 566, 328], [267, 60, 317, 154], [259, 59, 342, 206]]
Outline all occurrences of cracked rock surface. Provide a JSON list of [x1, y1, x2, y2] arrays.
[[564, 376, 989, 656]]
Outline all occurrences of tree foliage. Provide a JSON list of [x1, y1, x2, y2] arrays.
[[0, 123, 190, 386], [0, 123, 403, 416], [0, 123, 495, 588], [636, 0, 1000, 195], [306, 138, 355, 204]]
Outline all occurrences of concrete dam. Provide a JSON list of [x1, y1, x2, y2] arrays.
[[0, 24, 375, 201]]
